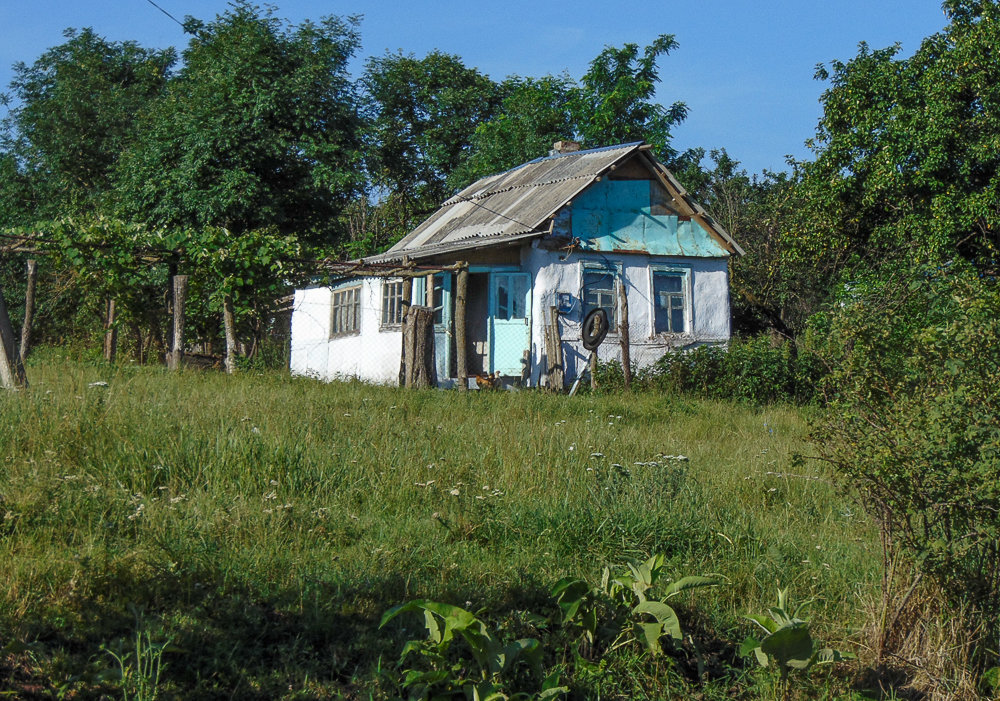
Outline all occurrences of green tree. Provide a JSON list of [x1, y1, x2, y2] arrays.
[[115, 3, 363, 243], [363, 50, 502, 215], [461, 75, 576, 181], [572, 34, 688, 161], [111, 3, 364, 357], [0, 150, 34, 228], [796, 0, 1000, 275], [1, 28, 174, 220], [462, 35, 689, 181]]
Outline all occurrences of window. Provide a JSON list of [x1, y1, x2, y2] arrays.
[[651, 267, 691, 335], [330, 285, 361, 337], [381, 279, 404, 327], [582, 263, 620, 328], [413, 275, 448, 326], [494, 273, 529, 320]]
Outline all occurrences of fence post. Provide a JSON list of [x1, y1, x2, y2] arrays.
[[455, 266, 468, 390], [168, 274, 188, 370], [103, 298, 118, 363], [223, 293, 238, 374], [425, 273, 435, 307], [617, 278, 631, 390], [19, 259, 37, 364], [0, 279, 28, 389], [398, 276, 413, 386]]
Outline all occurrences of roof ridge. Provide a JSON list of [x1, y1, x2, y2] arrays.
[[441, 172, 593, 206], [525, 140, 645, 165], [490, 140, 644, 178]]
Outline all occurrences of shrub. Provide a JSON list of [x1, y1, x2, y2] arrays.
[[810, 262, 1000, 646], [600, 335, 825, 405]]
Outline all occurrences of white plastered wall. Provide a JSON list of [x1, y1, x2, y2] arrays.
[[291, 250, 732, 386], [289, 279, 402, 384], [522, 245, 731, 385]]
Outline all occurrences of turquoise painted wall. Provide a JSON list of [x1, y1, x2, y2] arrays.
[[571, 179, 728, 257]]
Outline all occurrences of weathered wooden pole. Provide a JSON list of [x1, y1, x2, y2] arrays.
[[222, 293, 238, 374], [548, 305, 564, 390], [0, 279, 28, 389], [425, 273, 435, 307], [617, 278, 632, 390], [19, 259, 37, 364], [103, 298, 118, 363], [168, 274, 189, 370], [403, 305, 436, 388], [398, 276, 413, 386], [455, 266, 469, 390]]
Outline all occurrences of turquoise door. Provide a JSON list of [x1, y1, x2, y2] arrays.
[[413, 274, 452, 382], [434, 274, 452, 381], [489, 272, 531, 376]]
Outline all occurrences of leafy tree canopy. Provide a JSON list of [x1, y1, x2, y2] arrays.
[[0, 28, 175, 220], [795, 0, 1000, 273], [114, 2, 364, 243], [462, 35, 690, 182], [460, 75, 576, 183], [363, 50, 502, 208], [573, 34, 688, 161]]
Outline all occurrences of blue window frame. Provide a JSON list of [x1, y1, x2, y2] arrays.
[[581, 261, 622, 329], [650, 266, 691, 335]]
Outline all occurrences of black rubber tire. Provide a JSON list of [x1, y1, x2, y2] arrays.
[[581, 308, 610, 351]]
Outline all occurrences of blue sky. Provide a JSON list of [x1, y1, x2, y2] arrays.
[[1, 1, 950, 175]]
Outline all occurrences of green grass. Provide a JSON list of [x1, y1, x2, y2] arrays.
[[0, 357, 879, 699]]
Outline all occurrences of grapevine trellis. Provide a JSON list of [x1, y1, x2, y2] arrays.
[[0, 228, 464, 390]]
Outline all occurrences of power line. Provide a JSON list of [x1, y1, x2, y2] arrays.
[[144, 0, 184, 29]]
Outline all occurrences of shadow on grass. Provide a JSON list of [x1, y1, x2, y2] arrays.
[[3, 558, 409, 699], [1, 558, 758, 700]]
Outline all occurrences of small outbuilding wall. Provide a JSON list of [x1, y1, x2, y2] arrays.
[[290, 280, 402, 384]]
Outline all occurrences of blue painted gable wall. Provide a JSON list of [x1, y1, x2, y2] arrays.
[[570, 178, 728, 257]]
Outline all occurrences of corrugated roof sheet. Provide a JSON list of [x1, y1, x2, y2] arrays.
[[365, 142, 644, 263]]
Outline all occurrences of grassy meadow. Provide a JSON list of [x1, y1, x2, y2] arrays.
[[0, 356, 881, 699]]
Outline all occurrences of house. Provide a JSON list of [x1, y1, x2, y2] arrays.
[[290, 140, 743, 387]]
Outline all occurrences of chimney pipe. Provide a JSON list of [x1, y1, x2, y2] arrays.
[[550, 140, 581, 156]]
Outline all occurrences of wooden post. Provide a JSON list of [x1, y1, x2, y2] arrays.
[[548, 306, 564, 390], [455, 266, 468, 390], [103, 298, 118, 363], [425, 273, 435, 307], [617, 278, 632, 390], [398, 277, 413, 386], [223, 293, 238, 374], [589, 351, 598, 391], [0, 279, 28, 389], [168, 274, 188, 370], [403, 305, 436, 388], [131, 322, 144, 364], [19, 259, 37, 364]]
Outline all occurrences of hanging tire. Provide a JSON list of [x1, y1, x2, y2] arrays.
[[581, 308, 609, 351]]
